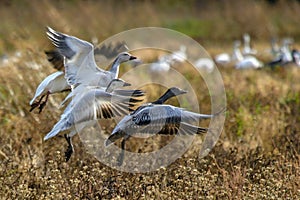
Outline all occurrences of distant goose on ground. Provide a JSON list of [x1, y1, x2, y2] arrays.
[[169, 45, 187, 63], [194, 58, 215, 73], [269, 37, 281, 57], [231, 41, 244, 62], [46, 27, 137, 88], [105, 87, 221, 165], [267, 38, 294, 67], [149, 46, 187, 73], [232, 41, 263, 69], [214, 41, 242, 65], [279, 38, 293, 63], [44, 79, 146, 161], [214, 53, 231, 65], [149, 55, 172, 73], [235, 56, 263, 69], [242, 33, 257, 56], [292, 49, 300, 67]]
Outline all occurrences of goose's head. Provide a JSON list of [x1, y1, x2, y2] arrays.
[[117, 52, 137, 63], [233, 40, 241, 48], [106, 78, 131, 93], [167, 87, 187, 97], [151, 87, 187, 105], [243, 33, 250, 43]]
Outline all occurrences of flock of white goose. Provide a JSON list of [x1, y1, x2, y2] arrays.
[[30, 27, 222, 163], [214, 33, 300, 69], [126, 33, 300, 73]]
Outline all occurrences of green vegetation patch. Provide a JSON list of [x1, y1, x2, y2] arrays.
[[164, 18, 213, 38]]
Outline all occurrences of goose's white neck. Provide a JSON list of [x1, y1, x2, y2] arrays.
[[109, 57, 121, 78]]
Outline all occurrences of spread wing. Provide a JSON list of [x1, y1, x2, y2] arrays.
[[46, 27, 103, 86], [45, 50, 65, 71], [157, 122, 208, 135], [105, 121, 208, 146], [73, 89, 145, 122], [105, 105, 210, 146], [94, 41, 128, 59], [45, 42, 128, 72], [44, 88, 145, 140]]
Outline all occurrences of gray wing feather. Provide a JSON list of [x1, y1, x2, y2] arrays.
[[46, 27, 101, 86]]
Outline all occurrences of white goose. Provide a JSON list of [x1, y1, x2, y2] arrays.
[[149, 46, 187, 73], [292, 49, 300, 67], [30, 39, 131, 113], [231, 41, 244, 62], [46, 27, 137, 88], [242, 33, 257, 56], [267, 38, 294, 67], [214, 53, 231, 65], [60, 52, 138, 107], [44, 79, 146, 161], [149, 55, 172, 73], [169, 45, 187, 63], [214, 41, 242, 65], [29, 71, 70, 113], [233, 41, 263, 69]]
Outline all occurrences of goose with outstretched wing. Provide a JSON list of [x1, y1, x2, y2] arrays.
[[105, 87, 221, 165], [30, 30, 136, 113], [46, 27, 137, 87], [44, 79, 146, 161], [105, 87, 219, 147]]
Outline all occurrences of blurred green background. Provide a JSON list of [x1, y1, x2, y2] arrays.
[[1, 0, 300, 54]]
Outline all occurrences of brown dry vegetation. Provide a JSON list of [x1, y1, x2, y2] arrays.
[[0, 0, 300, 199]]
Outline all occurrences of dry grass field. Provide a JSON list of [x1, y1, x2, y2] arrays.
[[0, 0, 299, 199]]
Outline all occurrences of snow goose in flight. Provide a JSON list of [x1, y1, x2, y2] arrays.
[[30, 39, 130, 113], [105, 88, 215, 146], [105, 87, 222, 165], [44, 78, 146, 161], [105, 87, 188, 164], [29, 71, 70, 113], [46, 27, 137, 88], [60, 51, 139, 107], [29, 50, 69, 113]]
